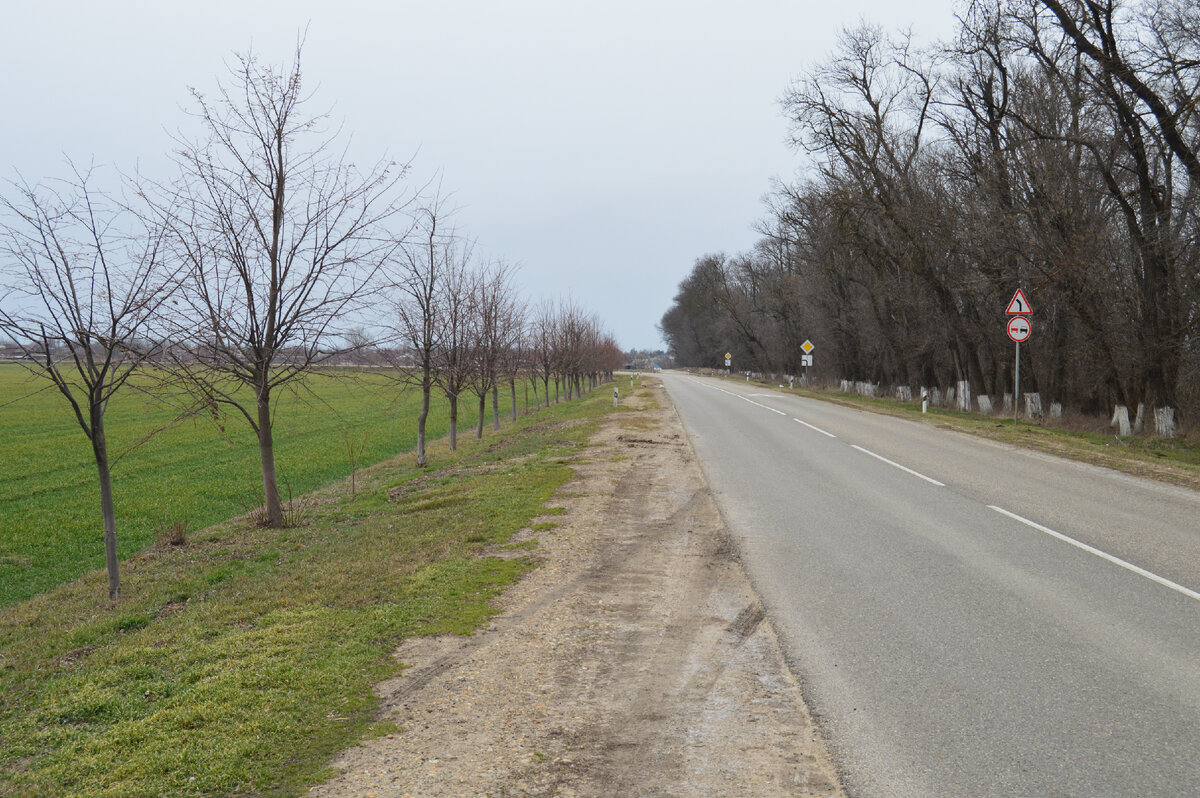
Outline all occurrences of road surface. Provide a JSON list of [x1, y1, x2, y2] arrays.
[[662, 373, 1200, 798]]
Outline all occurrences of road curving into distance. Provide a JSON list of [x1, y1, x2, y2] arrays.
[[661, 372, 1200, 798]]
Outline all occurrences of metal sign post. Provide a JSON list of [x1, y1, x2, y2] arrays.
[[1014, 341, 1020, 423], [1005, 290, 1033, 423], [801, 340, 815, 385]]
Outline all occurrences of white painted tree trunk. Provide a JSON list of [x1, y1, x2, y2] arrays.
[[977, 395, 993, 415], [1024, 392, 1042, 418], [1154, 407, 1177, 438], [1111, 405, 1131, 437]]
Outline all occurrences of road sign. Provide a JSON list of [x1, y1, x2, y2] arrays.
[[801, 354, 813, 367], [725, 357, 731, 367], [725, 352, 732, 360], [1006, 315, 1031, 343], [1005, 289, 1032, 316], [801, 340, 815, 354]]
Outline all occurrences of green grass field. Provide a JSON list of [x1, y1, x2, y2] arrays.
[[0, 364, 547, 607]]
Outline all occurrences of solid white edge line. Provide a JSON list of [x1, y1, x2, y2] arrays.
[[794, 418, 837, 438], [850, 445, 945, 486], [988, 505, 1200, 604]]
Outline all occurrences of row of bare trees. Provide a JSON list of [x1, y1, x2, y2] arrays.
[[388, 200, 622, 465], [0, 44, 620, 600], [661, 0, 1200, 424]]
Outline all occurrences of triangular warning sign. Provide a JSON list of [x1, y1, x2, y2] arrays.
[[1005, 288, 1031, 315]]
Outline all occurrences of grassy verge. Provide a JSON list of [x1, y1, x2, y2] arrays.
[[735, 375, 1200, 490], [0, 387, 611, 797]]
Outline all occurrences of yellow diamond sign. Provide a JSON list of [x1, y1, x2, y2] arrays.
[[725, 352, 732, 360], [801, 340, 815, 354]]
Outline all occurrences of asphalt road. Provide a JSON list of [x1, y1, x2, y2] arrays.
[[660, 373, 1200, 798]]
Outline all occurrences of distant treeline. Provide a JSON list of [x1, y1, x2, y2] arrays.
[[661, 0, 1200, 421]]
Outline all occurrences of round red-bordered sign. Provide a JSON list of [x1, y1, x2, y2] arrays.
[[1007, 315, 1031, 343]]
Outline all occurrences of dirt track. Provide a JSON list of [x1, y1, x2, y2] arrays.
[[309, 377, 845, 797]]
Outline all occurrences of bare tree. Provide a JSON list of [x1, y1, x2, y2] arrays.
[[0, 165, 176, 599], [558, 299, 586, 400], [468, 263, 498, 439], [151, 43, 412, 527], [468, 260, 520, 437], [342, 326, 379, 366], [501, 305, 528, 423], [388, 190, 458, 467], [433, 253, 476, 451], [529, 299, 558, 409], [1037, 0, 1200, 183]]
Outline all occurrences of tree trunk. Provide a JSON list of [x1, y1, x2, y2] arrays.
[[476, 393, 486, 439], [416, 379, 430, 468], [1050, 313, 1069, 406], [492, 384, 500, 429], [92, 410, 120, 600], [510, 378, 517, 422], [449, 393, 458, 450], [257, 391, 284, 528]]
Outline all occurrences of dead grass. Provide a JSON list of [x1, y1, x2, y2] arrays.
[[154, 521, 188, 548]]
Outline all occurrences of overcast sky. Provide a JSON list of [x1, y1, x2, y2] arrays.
[[1, 1, 957, 350]]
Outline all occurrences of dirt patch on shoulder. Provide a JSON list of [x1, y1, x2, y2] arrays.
[[309, 379, 845, 797]]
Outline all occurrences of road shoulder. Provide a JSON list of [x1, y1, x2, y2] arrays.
[[309, 377, 845, 797]]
